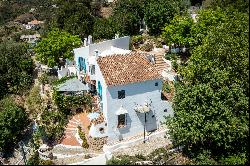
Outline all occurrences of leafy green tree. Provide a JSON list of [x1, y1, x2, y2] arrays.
[[111, 0, 145, 36], [35, 28, 81, 67], [0, 0, 30, 25], [0, 41, 33, 99], [189, 8, 229, 47], [165, 10, 249, 163], [162, 8, 242, 49], [53, 0, 95, 38], [92, 17, 118, 40], [0, 97, 30, 153], [39, 107, 67, 144], [202, 0, 249, 13], [162, 14, 194, 47], [190, 0, 203, 6], [144, 0, 190, 35], [25, 85, 43, 119]]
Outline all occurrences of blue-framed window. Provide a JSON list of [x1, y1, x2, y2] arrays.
[[78, 57, 86, 73], [118, 90, 125, 99]]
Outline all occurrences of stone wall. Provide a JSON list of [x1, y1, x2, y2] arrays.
[[87, 136, 108, 151]]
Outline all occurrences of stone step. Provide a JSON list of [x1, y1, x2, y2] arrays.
[[156, 62, 165, 65], [156, 66, 166, 69], [69, 121, 80, 126], [65, 128, 77, 131], [156, 64, 167, 67], [156, 61, 164, 63], [64, 135, 73, 139], [52, 145, 86, 156], [70, 119, 80, 123], [65, 132, 74, 136], [67, 124, 79, 128], [72, 118, 80, 122]]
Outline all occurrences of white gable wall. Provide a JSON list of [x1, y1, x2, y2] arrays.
[[105, 79, 173, 142], [73, 46, 89, 78], [95, 60, 108, 120], [89, 36, 130, 56], [73, 36, 130, 79]]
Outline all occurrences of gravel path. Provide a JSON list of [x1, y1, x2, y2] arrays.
[[112, 134, 171, 156], [51, 146, 86, 155], [107, 126, 167, 146], [53, 154, 91, 165]]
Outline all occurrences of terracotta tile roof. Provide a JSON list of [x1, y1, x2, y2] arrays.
[[97, 52, 161, 86], [28, 19, 44, 25]]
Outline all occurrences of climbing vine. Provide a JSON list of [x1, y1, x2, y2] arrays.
[[52, 75, 77, 86], [78, 126, 89, 149], [52, 89, 92, 114], [51, 76, 92, 114], [162, 81, 171, 93]]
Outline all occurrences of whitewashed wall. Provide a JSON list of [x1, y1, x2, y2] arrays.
[[105, 79, 173, 142], [89, 122, 108, 138], [89, 36, 130, 55], [73, 36, 130, 79], [68, 66, 77, 75], [73, 46, 89, 78], [95, 61, 108, 119]]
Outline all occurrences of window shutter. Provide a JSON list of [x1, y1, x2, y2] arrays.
[[78, 57, 81, 71], [83, 58, 86, 72], [98, 81, 102, 100], [125, 114, 127, 126]]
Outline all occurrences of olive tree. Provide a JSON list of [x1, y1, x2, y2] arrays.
[[165, 10, 249, 164]]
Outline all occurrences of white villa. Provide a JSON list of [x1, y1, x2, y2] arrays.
[[58, 36, 173, 142], [20, 34, 41, 45], [24, 19, 44, 30], [94, 53, 173, 142]]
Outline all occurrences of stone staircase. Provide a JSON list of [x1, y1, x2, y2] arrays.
[[52, 145, 86, 156], [154, 53, 170, 73], [92, 95, 101, 112], [51, 145, 99, 165], [61, 117, 82, 146]]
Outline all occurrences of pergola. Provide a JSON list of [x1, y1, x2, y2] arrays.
[[134, 102, 151, 143]]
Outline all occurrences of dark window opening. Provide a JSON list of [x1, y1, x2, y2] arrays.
[[118, 90, 125, 99], [76, 108, 82, 113], [155, 82, 158, 86], [161, 92, 168, 101], [117, 114, 126, 128], [91, 65, 95, 75], [99, 127, 104, 134]]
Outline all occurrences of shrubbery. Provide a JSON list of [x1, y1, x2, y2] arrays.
[[77, 126, 89, 149], [162, 82, 171, 93], [106, 155, 136, 165], [165, 7, 249, 165], [25, 85, 43, 119], [39, 108, 67, 144], [219, 153, 248, 165], [0, 97, 30, 153], [106, 147, 191, 165], [27, 151, 54, 165], [0, 41, 33, 99]]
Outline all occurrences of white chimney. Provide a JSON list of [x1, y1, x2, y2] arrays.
[[115, 33, 119, 39], [88, 35, 92, 45], [94, 49, 99, 57], [84, 38, 87, 46], [147, 54, 155, 64]]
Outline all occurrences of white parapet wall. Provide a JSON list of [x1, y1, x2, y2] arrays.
[[103, 128, 170, 154]]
